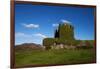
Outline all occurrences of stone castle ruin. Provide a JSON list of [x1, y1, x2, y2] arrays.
[[43, 22, 94, 50]]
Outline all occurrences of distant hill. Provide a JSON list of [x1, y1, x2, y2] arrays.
[[15, 43, 44, 51]]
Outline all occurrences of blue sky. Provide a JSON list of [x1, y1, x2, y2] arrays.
[[15, 3, 95, 45]]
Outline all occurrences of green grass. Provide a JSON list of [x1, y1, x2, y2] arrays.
[[15, 48, 96, 67]]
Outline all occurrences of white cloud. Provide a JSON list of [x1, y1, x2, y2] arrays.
[[15, 32, 47, 38], [34, 33, 47, 38], [15, 32, 47, 45], [15, 32, 31, 37], [22, 23, 39, 29], [15, 32, 26, 36], [61, 19, 71, 24], [52, 24, 59, 27]]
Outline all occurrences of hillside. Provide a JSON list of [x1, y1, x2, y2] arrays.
[[15, 43, 44, 51]]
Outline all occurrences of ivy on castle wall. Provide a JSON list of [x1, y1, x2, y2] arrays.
[[59, 24, 74, 40], [43, 23, 94, 49], [43, 23, 75, 49]]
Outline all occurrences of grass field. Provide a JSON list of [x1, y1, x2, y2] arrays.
[[15, 48, 96, 67]]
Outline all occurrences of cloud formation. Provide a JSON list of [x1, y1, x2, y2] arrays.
[[52, 24, 59, 27], [22, 23, 39, 29], [61, 19, 71, 24], [34, 33, 47, 38], [15, 32, 31, 37], [15, 32, 26, 37], [15, 32, 47, 38]]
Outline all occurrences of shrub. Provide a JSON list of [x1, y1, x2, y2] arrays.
[[43, 38, 55, 49]]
